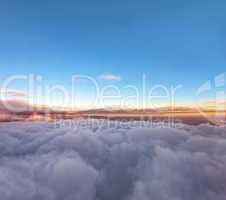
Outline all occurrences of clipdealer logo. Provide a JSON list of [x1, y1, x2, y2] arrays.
[[196, 72, 226, 125]]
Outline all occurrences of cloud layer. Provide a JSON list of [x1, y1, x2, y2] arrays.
[[0, 120, 226, 200], [0, 88, 28, 97]]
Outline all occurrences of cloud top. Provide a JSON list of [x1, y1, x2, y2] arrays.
[[0, 120, 226, 200]]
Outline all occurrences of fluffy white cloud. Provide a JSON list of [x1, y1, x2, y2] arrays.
[[99, 74, 121, 81], [0, 120, 226, 200]]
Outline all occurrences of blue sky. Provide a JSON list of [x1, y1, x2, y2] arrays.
[[0, 0, 225, 108]]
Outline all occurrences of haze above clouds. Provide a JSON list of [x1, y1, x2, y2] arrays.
[[0, 120, 226, 200]]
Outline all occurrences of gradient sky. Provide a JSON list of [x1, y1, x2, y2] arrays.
[[0, 0, 225, 108]]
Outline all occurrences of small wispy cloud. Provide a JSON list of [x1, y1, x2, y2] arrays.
[[99, 74, 121, 81], [0, 89, 28, 97]]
